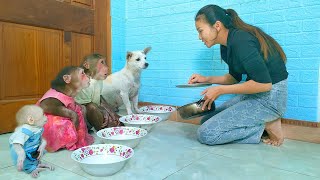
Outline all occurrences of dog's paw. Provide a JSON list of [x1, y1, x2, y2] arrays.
[[127, 110, 134, 115], [134, 109, 143, 114]]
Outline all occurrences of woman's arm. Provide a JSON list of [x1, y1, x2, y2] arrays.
[[189, 73, 238, 85], [219, 80, 272, 94], [201, 80, 272, 110], [206, 73, 238, 85]]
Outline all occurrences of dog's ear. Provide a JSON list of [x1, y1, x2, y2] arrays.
[[126, 52, 133, 60], [143, 46, 152, 55]]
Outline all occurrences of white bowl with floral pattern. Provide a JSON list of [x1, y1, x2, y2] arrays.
[[139, 105, 176, 121], [119, 114, 162, 131], [71, 144, 134, 176], [97, 126, 147, 148]]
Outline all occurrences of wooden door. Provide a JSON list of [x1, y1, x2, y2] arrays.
[[0, 22, 65, 133], [71, 33, 94, 66], [0, 0, 109, 134]]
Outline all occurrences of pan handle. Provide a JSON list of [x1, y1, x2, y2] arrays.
[[196, 97, 205, 106]]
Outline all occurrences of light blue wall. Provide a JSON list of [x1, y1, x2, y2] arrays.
[[112, 0, 320, 122], [111, 0, 126, 71]]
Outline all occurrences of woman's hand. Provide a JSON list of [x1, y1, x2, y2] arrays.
[[188, 74, 207, 84], [201, 86, 222, 110]]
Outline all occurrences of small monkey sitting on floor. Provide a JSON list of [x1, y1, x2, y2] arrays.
[[9, 105, 54, 178]]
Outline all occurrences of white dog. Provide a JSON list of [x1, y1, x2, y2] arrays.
[[101, 47, 151, 115]]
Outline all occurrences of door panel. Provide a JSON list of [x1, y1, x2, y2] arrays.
[[0, 0, 94, 35], [0, 22, 65, 134], [0, 99, 39, 133], [1, 23, 39, 99], [37, 28, 65, 94], [71, 32, 93, 66], [72, 0, 93, 9]]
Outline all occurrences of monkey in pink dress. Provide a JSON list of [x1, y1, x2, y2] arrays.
[[37, 66, 94, 152]]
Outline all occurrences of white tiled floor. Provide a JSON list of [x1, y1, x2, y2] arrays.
[[1, 121, 319, 180]]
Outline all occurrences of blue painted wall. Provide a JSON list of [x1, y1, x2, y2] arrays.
[[110, 0, 126, 71], [112, 0, 320, 122]]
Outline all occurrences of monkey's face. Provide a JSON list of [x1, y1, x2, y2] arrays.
[[34, 114, 48, 127], [70, 68, 90, 91], [29, 109, 48, 127], [92, 58, 109, 80]]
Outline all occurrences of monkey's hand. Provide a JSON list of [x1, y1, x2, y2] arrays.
[[40, 98, 80, 128], [100, 95, 118, 112], [71, 112, 79, 129], [80, 105, 87, 117], [37, 139, 47, 160], [13, 143, 25, 171]]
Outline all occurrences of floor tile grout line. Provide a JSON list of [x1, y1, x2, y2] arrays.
[[206, 152, 320, 178], [162, 152, 211, 180], [42, 160, 90, 179], [0, 165, 14, 170], [163, 152, 320, 179], [182, 146, 213, 152], [1, 162, 90, 179]]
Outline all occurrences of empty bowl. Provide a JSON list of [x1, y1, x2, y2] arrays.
[[97, 127, 147, 148], [119, 114, 162, 131], [139, 105, 176, 121], [71, 144, 134, 176]]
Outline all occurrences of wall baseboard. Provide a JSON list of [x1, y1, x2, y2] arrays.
[[281, 118, 319, 127], [281, 119, 319, 143], [139, 102, 320, 144]]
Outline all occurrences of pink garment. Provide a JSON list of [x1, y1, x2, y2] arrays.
[[37, 89, 94, 152]]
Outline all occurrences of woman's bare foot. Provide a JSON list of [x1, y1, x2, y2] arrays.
[[262, 118, 284, 146]]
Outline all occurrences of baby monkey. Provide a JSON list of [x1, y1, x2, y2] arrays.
[[9, 105, 54, 178]]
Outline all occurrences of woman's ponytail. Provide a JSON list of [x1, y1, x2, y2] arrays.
[[226, 8, 286, 62]]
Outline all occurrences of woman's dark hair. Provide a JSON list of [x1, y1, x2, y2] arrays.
[[195, 5, 286, 62], [51, 66, 79, 90]]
